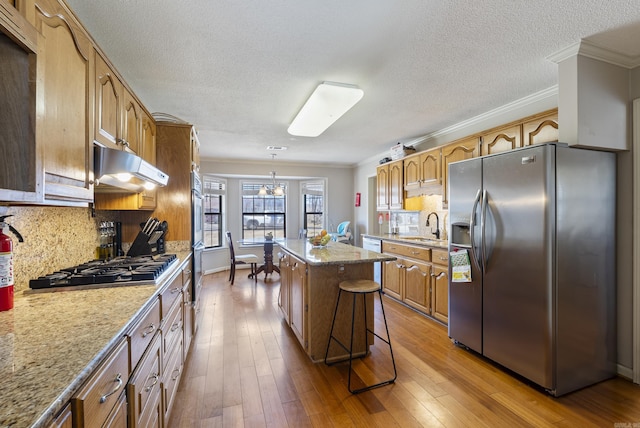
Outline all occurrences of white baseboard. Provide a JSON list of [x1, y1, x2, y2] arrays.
[[618, 363, 634, 381]]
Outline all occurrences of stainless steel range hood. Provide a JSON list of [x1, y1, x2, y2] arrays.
[[94, 145, 169, 193]]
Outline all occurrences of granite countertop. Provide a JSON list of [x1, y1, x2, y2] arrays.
[[362, 233, 449, 249], [0, 251, 190, 428], [279, 238, 395, 266]]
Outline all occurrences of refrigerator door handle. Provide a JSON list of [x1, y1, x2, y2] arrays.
[[469, 188, 482, 272], [481, 189, 488, 271]]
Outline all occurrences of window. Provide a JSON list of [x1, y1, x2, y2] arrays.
[[302, 180, 325, 237], [241, 182, 286, 239], [204, 176, 225, 248]]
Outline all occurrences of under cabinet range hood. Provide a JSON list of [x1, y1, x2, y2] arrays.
[[94, 145, 169, 193]]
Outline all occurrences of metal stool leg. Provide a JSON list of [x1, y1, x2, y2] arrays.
[[324, 289, 344, 363], [325, 287, 397, 394]]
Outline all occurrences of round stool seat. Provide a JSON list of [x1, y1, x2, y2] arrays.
[[339, 279, 381, 294]]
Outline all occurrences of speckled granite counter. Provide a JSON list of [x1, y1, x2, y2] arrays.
[[278, 238, 396, 265], [0, 251, 191, 428]]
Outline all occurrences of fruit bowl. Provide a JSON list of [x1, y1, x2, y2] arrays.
[[308, 233, 332, 247]]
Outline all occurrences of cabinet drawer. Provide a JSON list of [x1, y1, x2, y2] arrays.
[[182, 262, 192, 288], [71, 338, 129, 428], [431, 248, 449, 266], [160, 273, 182, 320], [162, 335, 184, 422], [162, 295, 184, 371], [382, 241, 431, 262], [128, 332, 162, 428], [129, 297, 161, 373]]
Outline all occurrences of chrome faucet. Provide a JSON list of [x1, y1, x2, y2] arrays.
[[426, 212, 440, 240]]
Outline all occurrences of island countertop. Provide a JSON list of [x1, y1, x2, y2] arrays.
[[278, 238, 396, 265]]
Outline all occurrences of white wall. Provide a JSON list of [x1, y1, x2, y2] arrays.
[[558, 55, 629, 150], [198, 158, 354, 273]]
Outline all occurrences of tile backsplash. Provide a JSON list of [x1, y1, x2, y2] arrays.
[[378, 195, 448, 239]]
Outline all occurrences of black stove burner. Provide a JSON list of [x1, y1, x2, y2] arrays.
[[29, 254, 178, 289]]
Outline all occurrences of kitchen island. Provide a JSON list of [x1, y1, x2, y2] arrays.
[[277, 239, 395, 362], [0, 251, 192, 428]]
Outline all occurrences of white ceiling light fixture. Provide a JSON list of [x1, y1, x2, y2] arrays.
[[287, 81, 364, 137], [258, 154, 285, 196]]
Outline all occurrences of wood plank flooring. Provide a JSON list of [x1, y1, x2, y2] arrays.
[[168, 271, 640, 427]]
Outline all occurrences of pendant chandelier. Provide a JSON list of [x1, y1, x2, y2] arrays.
[[258, 154, 285, 196]]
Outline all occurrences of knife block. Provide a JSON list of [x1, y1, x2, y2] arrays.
[[127, 231, 152, 256]]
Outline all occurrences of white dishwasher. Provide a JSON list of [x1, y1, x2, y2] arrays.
[[362, 236, 382, 284]]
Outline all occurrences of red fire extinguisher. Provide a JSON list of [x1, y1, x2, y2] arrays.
[[0, 215, 24, 312]]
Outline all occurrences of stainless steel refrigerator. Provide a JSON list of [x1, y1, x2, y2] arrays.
[[448, 142, 616, 396]]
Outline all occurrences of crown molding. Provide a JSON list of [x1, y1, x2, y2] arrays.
[[547, 40, 640, 69], [358, 86, 558, 168]]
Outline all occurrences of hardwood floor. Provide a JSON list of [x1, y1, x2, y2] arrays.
[[168, 271, 640, 427]]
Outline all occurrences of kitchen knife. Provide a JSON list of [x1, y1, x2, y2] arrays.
[[142, 217, 154, 234]]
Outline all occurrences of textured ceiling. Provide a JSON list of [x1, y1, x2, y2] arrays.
[[65, 0, 640, 166]]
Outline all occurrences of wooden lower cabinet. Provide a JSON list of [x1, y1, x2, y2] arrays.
[[278, 252, 291, 324], [382, 258, 403, 300], [162, 335, 183, 423], [382, 240, 449, 325], [289, 255, 307, 349], [403, 259, 431, 314], [431, 248, 449, 324], [103, 392, 128, 427], [71, 338, 129, 427], [48, 403, 72, 428], [278, 251, 308, 351], [127, 332, 163, 428]]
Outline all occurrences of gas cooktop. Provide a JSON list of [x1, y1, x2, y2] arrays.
[[29, 254, 178, 291]]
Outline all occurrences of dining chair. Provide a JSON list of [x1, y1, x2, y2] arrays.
[[225, 231, 259, 284]]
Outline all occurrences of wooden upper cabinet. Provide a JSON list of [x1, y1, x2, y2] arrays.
[[481, 124, 522, 156], [376, 164, 390, 211], [377, 159, 404, 210], [93, 111, 157, 211], [388, 160, 404, 210], [441, 137, 479, 206], [403, 153, 421, 190], [523, 109, 558, 146], [34, 0, 93, 204], [419, 148, 441, 187], [404, 148, 441, 195], [95, 51, 122, 151], [95, 52, 143, 154], [122, 89, 142, 155]]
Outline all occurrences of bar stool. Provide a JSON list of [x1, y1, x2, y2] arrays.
[[324, 279, 397, 394]]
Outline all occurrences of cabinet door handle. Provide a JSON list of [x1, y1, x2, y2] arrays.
[[171, 321, 182, 332], [99, 373, 123, 403], [141, 324, 156, 338], [431, 272, 446, 279], [144, 373, 159, 392], [171, 367, 181, 381]]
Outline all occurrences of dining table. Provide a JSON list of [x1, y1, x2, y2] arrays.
[[239, 236, 282, 279]]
